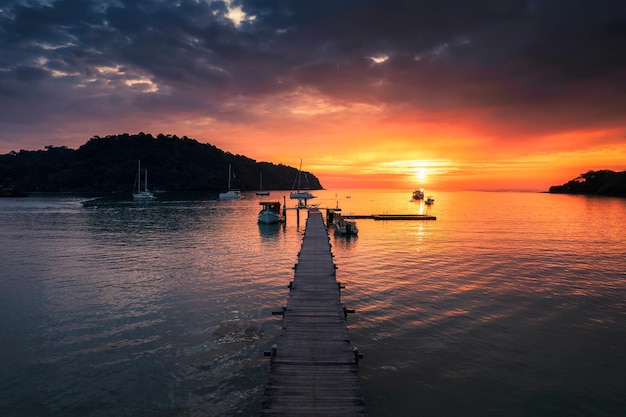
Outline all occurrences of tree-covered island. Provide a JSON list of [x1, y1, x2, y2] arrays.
[[549, 170, 626, 197], [0, 133, 323, 193]]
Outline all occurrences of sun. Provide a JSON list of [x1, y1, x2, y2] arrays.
[[413, 167, 428, 182]]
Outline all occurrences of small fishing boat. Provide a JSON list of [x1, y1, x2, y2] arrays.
[[258, 201, 283, 224], [333, 215, 358, 236], [133, 160, 156, 200], [219, 164, 241, 200], [425, 196, 435, 205], [412, 188, 424, 200]]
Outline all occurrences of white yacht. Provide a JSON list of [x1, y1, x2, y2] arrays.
[[219, 164, 241, 200]]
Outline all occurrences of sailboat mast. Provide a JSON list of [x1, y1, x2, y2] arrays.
[[137, 160, 141, 193], [227, 164, 231, 189], [144, 169, 148, 192], [298, 159, 301, 191], [297, 159, 302, 191]]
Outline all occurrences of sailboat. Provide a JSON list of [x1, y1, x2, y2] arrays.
[[289, 159, 316, 200], [219, 164, 241, 200], [133, 160, 156, 200], [255, 173, 270, 196]]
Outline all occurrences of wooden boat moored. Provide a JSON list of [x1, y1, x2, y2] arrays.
[[333, 215, 359, 235], [258, 201, 283, 224]]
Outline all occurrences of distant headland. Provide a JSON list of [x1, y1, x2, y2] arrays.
[[549, 170, 626, 197], [0, 133, 323, 193]]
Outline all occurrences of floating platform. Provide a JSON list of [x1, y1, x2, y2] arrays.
[[325, 209, 435, 221], [340, 213, 436, 220], [371, 214, 436, 220]]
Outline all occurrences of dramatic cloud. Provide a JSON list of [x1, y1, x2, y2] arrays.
[[1, 0, 625, 189]]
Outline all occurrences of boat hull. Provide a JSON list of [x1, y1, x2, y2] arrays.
[[219, 190, 241, 199], [133, 191, 156, 200], [290, 191, 315, 199], [258, 210, 281, 224]]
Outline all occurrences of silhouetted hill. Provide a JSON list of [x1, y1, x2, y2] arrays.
[[549, 170, 626, 197], [0, 133, 323, 193]]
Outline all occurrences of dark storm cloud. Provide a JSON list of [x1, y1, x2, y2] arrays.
[[1, 0, 625, 143], [271, 0, 626, 106]]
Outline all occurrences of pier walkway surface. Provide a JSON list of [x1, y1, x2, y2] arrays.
[[261, 209, 368, 416]]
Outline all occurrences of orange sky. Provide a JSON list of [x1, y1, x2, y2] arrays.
[[93, 96, 623, 191], [4, 90, 625, 192], [208, 121, 626, 191], [1, 1, 625, 191]]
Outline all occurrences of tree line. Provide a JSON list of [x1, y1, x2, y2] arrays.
[[549, 170, 626, 197], [0, 133, 323, 193]]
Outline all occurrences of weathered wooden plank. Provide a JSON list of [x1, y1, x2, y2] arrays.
[[261, 209, 367, 416]]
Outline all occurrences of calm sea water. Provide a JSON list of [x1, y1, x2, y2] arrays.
[[1, 190, 625, 417]]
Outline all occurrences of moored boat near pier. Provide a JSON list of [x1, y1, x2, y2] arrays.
[[333, 215, 359, 236], [258, 201, 283, 224]]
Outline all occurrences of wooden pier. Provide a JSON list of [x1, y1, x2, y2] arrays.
[[261, 209, 367, 416]]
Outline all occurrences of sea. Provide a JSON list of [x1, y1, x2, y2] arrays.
[[1, 190, 625, 417]]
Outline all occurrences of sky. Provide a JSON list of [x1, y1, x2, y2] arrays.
[[1, 0, 625, 190]]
